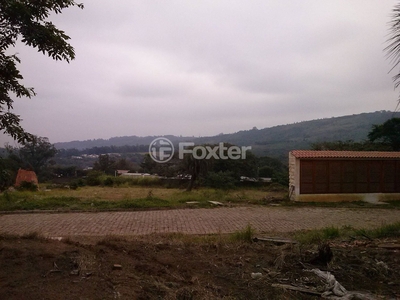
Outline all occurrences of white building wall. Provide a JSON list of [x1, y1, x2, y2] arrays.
[[288, 152, 298, 201]]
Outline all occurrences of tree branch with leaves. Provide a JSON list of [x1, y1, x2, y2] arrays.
[[0, 0, 83, 143]]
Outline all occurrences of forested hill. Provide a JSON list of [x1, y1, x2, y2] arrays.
[[54, 111, 398, 159], [196, 111, 399, 159]]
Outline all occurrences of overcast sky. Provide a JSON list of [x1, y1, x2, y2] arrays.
[[2, 0, 399, 145]]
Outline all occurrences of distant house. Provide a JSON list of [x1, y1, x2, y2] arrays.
[[116, 170, 130, 176], [15, 169, 39, 187], [121, 172, 157, 178], [289, 150, 400, 202]]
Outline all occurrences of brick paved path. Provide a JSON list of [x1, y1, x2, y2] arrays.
[[0, 207, 399, 237]]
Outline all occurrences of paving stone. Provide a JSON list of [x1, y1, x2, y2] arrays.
[[0, 207, 399, 237]]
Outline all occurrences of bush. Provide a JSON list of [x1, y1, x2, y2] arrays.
[[85, 171, 103, 186], [69, 179, 85, 190], [17, 181, 38, 192], [113, 176, 161, 187], [69, 182, 78, 190], [0, 169, 13, 191], [2, 191, 13, 202], [203, 171, 237, 190], [103, 177, 114, 187], [322, 226, 340, 239]]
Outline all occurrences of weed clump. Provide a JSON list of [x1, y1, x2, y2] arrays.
[[230, 224, 255, 243], [322, 226, 340, 239], [295, 223, 400, 245], [368, 222, 400, 238]]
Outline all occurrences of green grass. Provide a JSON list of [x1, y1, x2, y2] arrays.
[[294, 222, 400, 245], [230, 224, 255, 243], [0, 194, 175, 211], [0, 194, 82, 211], [366, 222, 400, 238], [1, 185, 400, 211], [283, 200, 400, 209], [322, 226, 340, 239], [0, 186, 287, 211], [0, 190, 230, 211], [90, 197, 171, 210]]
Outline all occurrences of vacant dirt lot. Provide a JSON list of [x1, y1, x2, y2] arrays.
[[0, 234, 399, 299]]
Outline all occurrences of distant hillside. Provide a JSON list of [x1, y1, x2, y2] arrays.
[[54, 135, 192, 150], [196, 111, 400, 159], [55, 111, 399, 159]]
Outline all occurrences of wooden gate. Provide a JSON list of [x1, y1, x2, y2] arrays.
[[300, 159, 400, 194]]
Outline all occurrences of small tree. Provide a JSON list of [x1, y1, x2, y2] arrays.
[[180, 143, 258, 190], [0, 157, 12, 190], [183, 154, 211, 191], [203, 171, 237, 190], [140, 153, 180, 177], [114, 158, 135, 171], [93, 154, 116, 175], [140, 154, 158, 174], [6, 135, 57, 178]]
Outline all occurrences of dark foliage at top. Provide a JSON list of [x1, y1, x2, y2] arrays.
[[0, 0, 83, 143]]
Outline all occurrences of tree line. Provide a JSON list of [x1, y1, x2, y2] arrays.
[[56, 144, 150, 158], [0, 117, 399, 191], [312, 118, 400, 151]]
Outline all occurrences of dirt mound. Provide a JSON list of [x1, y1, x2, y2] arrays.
[[0, 234, 399, 299]]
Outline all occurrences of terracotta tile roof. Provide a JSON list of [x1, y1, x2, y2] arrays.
[[290, 150, 400, 159]]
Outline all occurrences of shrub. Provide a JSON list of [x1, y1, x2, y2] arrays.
[[231, 224, 255, 242], [112, 176, 132, 186], [103, 177, 114, 187], [69, 182, 78, 190], [69, 179, 85, 190], [0, 169, 13, 191], [1, 191, 13, 202], [17, 181, 38, 192], [322, 226, 340, 239], [369, 222, 400, 238], [204, 171, 237, 190], [86, 171, 103, 186], [134, 177, 162, 186]]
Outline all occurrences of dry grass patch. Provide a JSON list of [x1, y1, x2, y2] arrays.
[[0, 186, 288, 211], [40, 186, 287, 204], [39, 186, 179, 202]]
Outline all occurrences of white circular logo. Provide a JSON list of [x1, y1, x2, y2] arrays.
[[149, 137, 174, 163]]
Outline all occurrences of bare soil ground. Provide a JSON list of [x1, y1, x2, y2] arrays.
[[0, 234, 399, 299]]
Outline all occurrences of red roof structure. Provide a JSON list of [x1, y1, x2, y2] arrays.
[[15, 169, 39, 187], [290, 150, 400, 159]]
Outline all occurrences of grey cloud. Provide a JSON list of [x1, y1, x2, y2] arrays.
[[0, 1, 398, 145]]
